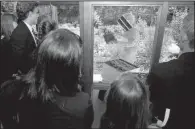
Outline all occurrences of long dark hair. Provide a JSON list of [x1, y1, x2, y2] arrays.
[[21, 29, 83, 101], [100, 72, 151, 129]]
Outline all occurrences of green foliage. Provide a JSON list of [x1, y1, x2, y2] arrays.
[[159, 6, 188, 62], [1, 1, 17, 13], [94, 6, 159, 26], [93, 6, 189, 73], [134, 27, 155, 70], [94, 10, 102, 28], [168, 6, 188, 42], [57, 4, 79, 24], [38, 5, 52, 17], [95, 6, 122, 25]]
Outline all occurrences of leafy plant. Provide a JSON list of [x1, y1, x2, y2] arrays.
[[1, 1, 17, 13]]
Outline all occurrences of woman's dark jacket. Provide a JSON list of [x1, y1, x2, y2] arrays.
[[0, 79, 94, 129]]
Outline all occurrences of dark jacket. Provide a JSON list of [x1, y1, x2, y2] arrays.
[[0, 79, 94, 129], [0, 37, 12, 85], [147, 52, 195, 129], [7, 21, 37, 75]]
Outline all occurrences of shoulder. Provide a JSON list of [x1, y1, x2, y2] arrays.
[[150, 59, 181, 79], [54, 91, 91, 109], [76, 92, 90, 100], [0, 79, 26, 100], [11, 22, 29, 38], [147, 59, 182, 88], [67, 92, 91, 108], [72, 92, 91, 108], [52, 92, 92, 117]]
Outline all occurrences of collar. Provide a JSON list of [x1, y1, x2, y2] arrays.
[[23, 21, 33, 32]]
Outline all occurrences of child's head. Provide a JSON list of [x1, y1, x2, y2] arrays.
[[24, 29, 83, 101], [101, 71, 151, 129], [36, 15, 57, 40]]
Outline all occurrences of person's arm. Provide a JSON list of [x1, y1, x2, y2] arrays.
[[28, 46, 39, 68], [147, 67, 166, 123], [0, 79, 25, 127], [8, 31, 28, 74]]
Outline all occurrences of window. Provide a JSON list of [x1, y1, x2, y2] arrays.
[[93, 5, 161, 83], [159, 5, 193, 63]]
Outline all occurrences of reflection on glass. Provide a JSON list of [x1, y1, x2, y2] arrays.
[[159, 6, 192, 63], [93, 6, 160, 82], [38, 2, 80, 35]]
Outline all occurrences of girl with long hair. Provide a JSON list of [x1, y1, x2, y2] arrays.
[[100, 72, 151, 129]]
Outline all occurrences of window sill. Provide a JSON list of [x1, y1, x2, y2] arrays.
[[92, 82, 110, 90], [92, 71, 149, 90]]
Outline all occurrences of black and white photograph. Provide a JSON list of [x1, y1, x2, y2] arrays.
[[0, 1, 194, 129]]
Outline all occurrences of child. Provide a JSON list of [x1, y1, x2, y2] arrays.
[[100, 71, 151, 129]]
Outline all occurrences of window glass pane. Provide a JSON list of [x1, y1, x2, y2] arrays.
[[93, 5, 160, 82], [159, 5, 193, 63]]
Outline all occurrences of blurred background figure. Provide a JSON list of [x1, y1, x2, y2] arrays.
[[1, 12, 18, 41], [30, 15, 58, 67], [100, 71, 151, 129], [36, 15, 58, 42], [0, 12, 18, 85]]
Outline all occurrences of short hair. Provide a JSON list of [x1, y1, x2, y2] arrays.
[[1, 12, 18, 40], [100, 72, 151, 129], [22, 29, 83, 101], [182, 10, 194, 49], [37, 15, 58, 40], [16, 1, 39, 23]]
